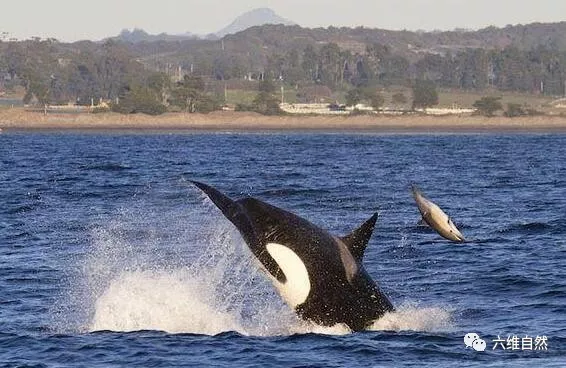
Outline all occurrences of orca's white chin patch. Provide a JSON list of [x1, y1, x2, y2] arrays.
[[266, 243, 311, 308]]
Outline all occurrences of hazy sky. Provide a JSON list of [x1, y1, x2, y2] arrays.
[[3, 0, 566, 42]]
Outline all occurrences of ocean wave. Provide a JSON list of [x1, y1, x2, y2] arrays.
[[255, 188, 330, 197], [369, 303, 454, 333], [79, 163, 131, 172], [498, 219, 566, 235]]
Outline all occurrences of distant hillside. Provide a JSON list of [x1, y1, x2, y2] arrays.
[[215, 8, 296, 38], [117, 21, 566, 58], [4, 19, 566, 109], [111, 8, 296, 43], [223, 21, 566, 61], [114, 29, 198, 43]]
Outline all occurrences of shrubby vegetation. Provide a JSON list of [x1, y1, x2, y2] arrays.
[[111, 86, 166, 115], [504, 103, 543, 117], [236, 80, 282, 115], [345, 87, 384, 110], [504, 103, 527, 118], [2, 22, 566, 116], [472, 96, 503, 117], [168, 75, 221, 113], [391, 92, 408, 107], [412, 80, 439, 109]]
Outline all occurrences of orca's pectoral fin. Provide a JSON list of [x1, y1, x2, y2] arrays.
[[340, 212, 378, 261]]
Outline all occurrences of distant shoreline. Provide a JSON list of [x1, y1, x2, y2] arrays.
[[2, 108, 566, 133]]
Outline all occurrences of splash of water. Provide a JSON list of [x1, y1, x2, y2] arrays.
[[58, 194, 304, 336], [62, 191, 453, 336], [90, 269, 245, 335], [369, 303, 454, 332]]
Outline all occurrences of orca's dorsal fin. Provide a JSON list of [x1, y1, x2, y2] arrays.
[[340, 212, 378, 261]]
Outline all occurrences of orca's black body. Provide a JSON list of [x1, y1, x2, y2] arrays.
[[192, 181, 394, 331]]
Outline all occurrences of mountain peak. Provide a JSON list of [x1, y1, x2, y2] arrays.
[[216, 8, 296, 38], [113, 28, 197, 43], [246, 7, 278, 16]]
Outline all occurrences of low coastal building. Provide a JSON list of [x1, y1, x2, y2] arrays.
[[417, 107, 476, 115], [279, 103, 474, 116]]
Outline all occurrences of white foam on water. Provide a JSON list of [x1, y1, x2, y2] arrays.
[[59, 195, 318, 337], [369, 303, 454, 332], [301, 322, 351, 335], [59, 191, 452, 337], [89, 269, 245, 335]]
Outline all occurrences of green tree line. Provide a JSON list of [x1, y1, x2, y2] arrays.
[[2, 25, 566, 115]]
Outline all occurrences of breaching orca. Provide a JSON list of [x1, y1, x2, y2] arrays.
[[192, 181, 394, 331], [411, 185, 465, 242]]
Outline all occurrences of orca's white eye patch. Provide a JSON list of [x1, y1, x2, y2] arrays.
[[266, 243, 311, 307]]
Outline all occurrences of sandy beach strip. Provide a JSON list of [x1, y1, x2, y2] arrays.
[[2, 108, 566, 133]]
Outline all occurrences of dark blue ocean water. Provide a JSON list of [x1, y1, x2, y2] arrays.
[[1, 131, 565, 367]]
